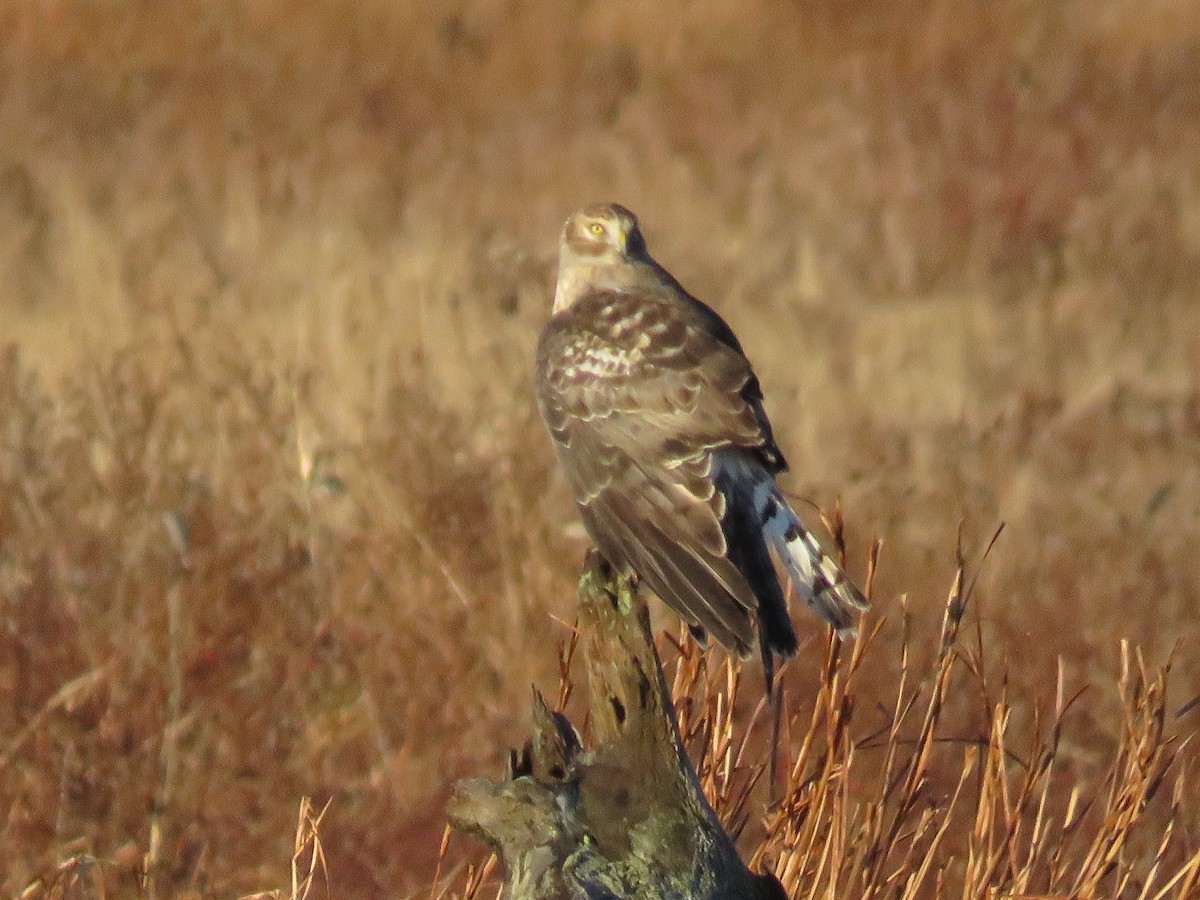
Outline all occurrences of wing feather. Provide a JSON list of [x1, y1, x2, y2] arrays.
[[535, 287, 773, 655], [582, 486, 755, 654]]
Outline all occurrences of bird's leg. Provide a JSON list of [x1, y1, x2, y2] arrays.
[[768, 685, 783, 807]]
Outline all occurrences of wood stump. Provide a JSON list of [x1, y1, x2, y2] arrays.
[[448, 552, 784, 899]]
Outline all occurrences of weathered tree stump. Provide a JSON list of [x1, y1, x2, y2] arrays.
[[448, 552, 785, 899]]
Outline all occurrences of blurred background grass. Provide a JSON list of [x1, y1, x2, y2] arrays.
[[1, 0, 1198, 895]]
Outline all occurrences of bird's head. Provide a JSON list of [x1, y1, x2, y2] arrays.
[[553, 202, 651, 312], [561, 202, 646, 260]]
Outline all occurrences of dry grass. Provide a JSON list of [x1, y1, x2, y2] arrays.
[[2, 0, 1199, 896], [428, 532, 1199, 899]]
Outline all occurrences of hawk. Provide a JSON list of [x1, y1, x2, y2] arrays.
[[535, 202, 868, 686]]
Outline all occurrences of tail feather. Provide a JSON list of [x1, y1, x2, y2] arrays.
[[759, 485, 869, 638], [713, 448, 868, 650]]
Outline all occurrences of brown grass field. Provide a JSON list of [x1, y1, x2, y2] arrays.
[[1, 1, 1199, 896]]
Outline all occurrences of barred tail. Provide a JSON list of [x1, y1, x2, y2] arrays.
[[760, 486, 869, 639]]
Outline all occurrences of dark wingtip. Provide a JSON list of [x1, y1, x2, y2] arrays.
[[759, 604, 799, 658], [760, 638, 777, 695], [758, 618, 798, 696]]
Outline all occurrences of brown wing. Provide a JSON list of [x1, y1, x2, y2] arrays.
[[535, 288, 774, 655]]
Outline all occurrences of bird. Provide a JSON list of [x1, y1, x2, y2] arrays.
[[535, 202, 868, 688]]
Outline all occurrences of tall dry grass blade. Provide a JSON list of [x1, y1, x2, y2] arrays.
[[146, 581, 185, 900], [290, 797, 331, 900], [0, 664, 111, 772], [899, 756, 975, 900], [428, 825, 453, 900], [1149, 841, 1200, 900]]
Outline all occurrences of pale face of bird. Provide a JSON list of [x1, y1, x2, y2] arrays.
[[554, 203, 651, 313]]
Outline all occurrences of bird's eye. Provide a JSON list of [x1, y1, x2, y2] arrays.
[[588, 223, 605, 236]]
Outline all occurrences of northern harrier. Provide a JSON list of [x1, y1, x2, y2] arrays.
[[536, 202, 868, 685]]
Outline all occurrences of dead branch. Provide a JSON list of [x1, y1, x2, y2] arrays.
[[447, 551, 784, 899]]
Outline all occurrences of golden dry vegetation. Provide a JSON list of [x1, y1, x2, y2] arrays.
[[1, 0, 1198, 896]]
